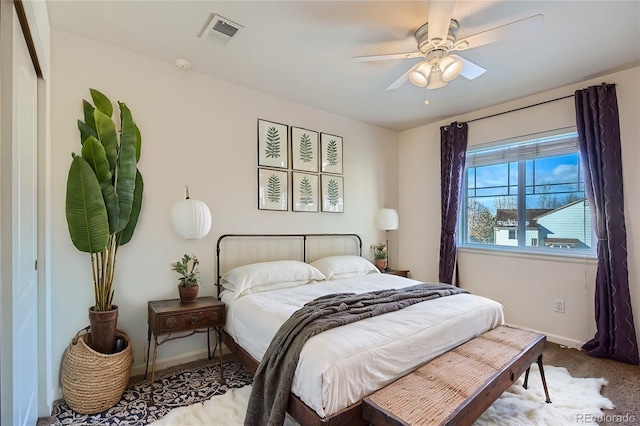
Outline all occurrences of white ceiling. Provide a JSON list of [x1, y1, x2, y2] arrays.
[[47, 1, 640, 132]]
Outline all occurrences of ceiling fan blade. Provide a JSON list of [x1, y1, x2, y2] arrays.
[[453, 55, 486, 80], [427, 0, 455, 45], [385, 63, 421, 90], [452, 14, 543, 51], [352, 52, 422, 62]]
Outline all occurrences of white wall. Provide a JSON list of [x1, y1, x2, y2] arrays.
[[49, 30, 398, 398], [399, 66, 640, 348]]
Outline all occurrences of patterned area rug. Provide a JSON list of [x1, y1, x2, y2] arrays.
[[44, 359, 253, 425]]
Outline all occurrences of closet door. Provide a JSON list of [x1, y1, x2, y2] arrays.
[[0, 4, 39, 425]]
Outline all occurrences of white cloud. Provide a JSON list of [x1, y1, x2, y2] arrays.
[[551, 164, 578, 181]]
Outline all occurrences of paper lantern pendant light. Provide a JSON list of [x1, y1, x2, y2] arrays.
[[171, 186, 212, 239]]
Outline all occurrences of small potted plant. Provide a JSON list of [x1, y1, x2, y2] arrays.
[[371, 242, 388, 271], [172, 254, 200, 303]]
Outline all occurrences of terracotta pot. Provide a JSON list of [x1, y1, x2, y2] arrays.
[[88, 306, 118, 354], [179, 285, 199, 303], [375, 258, 388, 271]]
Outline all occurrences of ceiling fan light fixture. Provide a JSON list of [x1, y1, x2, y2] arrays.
[[440, 56, 463, 82], [426, 69, 448, 89], [408, 62, 432, 87]]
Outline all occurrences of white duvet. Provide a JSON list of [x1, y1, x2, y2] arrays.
[[222, 273, 505, 418]]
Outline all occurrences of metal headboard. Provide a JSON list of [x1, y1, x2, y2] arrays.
[[215, 233, 363, 299]]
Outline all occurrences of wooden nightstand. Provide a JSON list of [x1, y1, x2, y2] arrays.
[[144, 297, 225, 404], [382, 269, 410, 278]]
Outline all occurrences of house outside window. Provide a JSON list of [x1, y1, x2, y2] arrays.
[[459, 130, 594, 256]]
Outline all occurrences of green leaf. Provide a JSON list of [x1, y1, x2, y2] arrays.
[[65, 154, 109, 253], [90, 88, 113, 118], [134, 123, 141, 163], [83, 100, 97, 133], [299, 177, 313, 204], [100, 181, 119, 234], [80, 136, 111, 182], [113, 101, 138, 233], [77, 120, 97, 145], [94, 109, 118, 169], [300, 133, 312, 163], [327, 179, 339, 206], [265, 126, 281, 159], [267, 174, 281, 202], [80, 120, 119, 235], [119, 170, 143, 245], [327, 140, 338, 166]]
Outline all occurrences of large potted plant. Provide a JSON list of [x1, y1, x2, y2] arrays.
[[65, 89, 143, 354]]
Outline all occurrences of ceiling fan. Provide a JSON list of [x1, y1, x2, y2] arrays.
[[353, 0, 543, 103]]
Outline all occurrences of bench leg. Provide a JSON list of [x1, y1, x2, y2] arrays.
[[523, 366, 531, 389], [537, 355, 552, 403]]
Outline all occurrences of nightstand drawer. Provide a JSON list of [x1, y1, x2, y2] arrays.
[[158, 306, 223, 333], [382, 269, 410, 278]]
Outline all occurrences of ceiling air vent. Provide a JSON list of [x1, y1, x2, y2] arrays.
[[200, 14, 244, 46]]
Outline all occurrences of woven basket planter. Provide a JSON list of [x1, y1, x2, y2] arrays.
[[61, 328, 133, 414]]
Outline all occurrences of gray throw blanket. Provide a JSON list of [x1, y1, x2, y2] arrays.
[[244, 283, 468, 426]]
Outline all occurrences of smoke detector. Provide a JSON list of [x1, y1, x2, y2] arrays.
[[200, 14, 244, 46], [175, 59, 191, 70]]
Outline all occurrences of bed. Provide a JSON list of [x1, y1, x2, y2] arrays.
[[216, 233, 505, 425]]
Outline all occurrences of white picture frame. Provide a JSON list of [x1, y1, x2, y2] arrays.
[[292, 172, 318, 212], [321, 174, 344, 213], [291, 127, 319, 172], [258, 168, 288, 211], [320, 133, 343, 174], [258, 119, 288, 169]]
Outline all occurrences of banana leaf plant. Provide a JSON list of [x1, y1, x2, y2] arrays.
[[65, 89, 143, 312]]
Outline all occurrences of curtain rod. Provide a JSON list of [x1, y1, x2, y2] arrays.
[[466, 94, 575, 124]]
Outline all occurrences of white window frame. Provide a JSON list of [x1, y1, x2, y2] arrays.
[[458, 128, 596, 259]]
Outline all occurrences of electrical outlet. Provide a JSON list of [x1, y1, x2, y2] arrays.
[[555, 299, 565, 313]]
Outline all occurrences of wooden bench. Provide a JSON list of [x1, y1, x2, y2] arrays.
[[362, 326, 551, 426]]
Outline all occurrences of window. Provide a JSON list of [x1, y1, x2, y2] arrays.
[[459, 130, 594, 255]]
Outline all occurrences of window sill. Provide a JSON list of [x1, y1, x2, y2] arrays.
[[457, 245, 597, 265]]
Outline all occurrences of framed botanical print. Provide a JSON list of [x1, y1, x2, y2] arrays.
[[258, 119, 288, 169], [291, 127, 319, 172], [292, 172, 318, 212], [321, 174, 344, 213], [320, 133, 343, 174], [258, 168, 288, 211]]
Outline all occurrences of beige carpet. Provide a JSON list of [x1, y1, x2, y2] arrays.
[[543, 343, 640, 426]]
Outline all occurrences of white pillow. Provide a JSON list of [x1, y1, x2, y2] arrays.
[[310, 255, 380, 280], [221, 260, 326, 298]]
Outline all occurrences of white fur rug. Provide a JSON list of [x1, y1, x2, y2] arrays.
[[151, 364, 613, 426]]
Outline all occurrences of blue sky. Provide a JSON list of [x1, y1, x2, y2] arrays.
[[468, 153, 582, 210]]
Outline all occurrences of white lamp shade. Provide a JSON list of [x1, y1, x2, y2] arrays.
[[408, 62, 432, 87], [376, 208, 399, 231], [440, 56, 463, 82], [171, 199, 212, 239]]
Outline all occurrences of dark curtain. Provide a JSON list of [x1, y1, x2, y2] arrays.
[[575, 83, 639, 365], [439, 122, 468, 284]]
